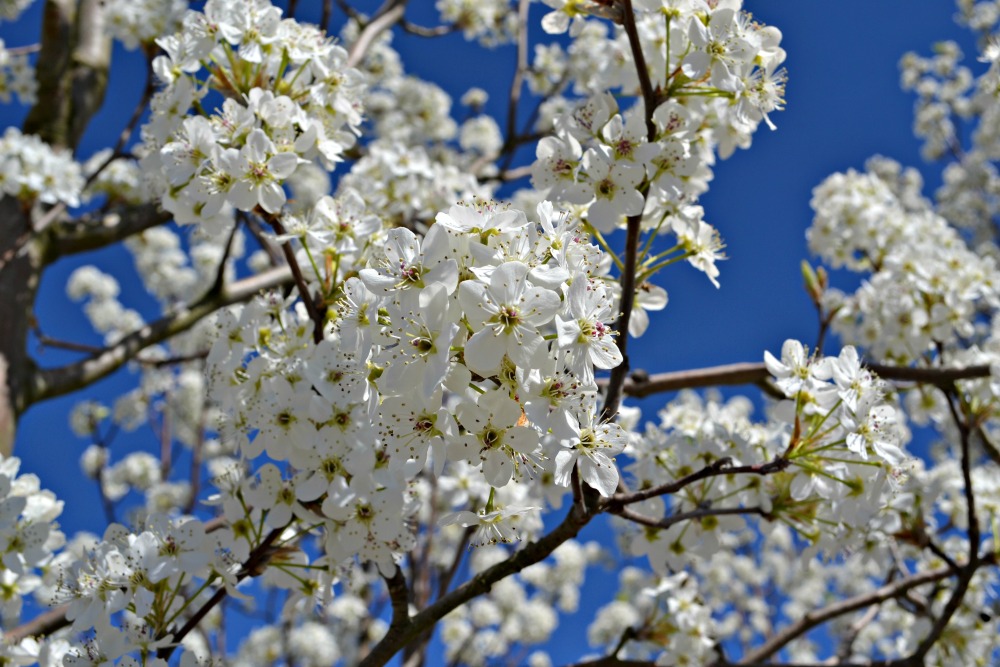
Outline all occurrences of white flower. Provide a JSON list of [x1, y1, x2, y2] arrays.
[[225, 129, 299, 213], [846, 395, 905, 466], [439, 505, 538, 547], [459, 261, 561, 377], [581, 148, 646, 232], [453, 389, 541, 487], [555, 278, 622, 382], [553, 412, 626, 497]]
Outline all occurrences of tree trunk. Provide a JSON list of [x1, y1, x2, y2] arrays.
[[0, 200, 43, 457], [0, 0, 110, 455]]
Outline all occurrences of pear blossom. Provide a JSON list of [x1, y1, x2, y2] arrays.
[[553, 410, 626, 498], [440, 505, 539, 547], [555, 278, 622, 382], [459, 261, 561, 376]]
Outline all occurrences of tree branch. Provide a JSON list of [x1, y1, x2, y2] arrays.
[[358, 504, 593, 667], [24, 0, 111, 150], [600, 0, 659, 424], [736, 564, 961, 664], [898, 389, 981, 664], [400, 20, 457, 37], [158, 527, 286, 661], [611, 505, 768, 530], [606, 361, 992, 399], [603, 457, 790, 509], [27, 266, 293, 407], [384, 565, 411, 631], [502, 0, 530, 161], [346, 0, 406, 69], [1, 604, 71, 643], [266, 216, 325, 343], [43, 204, 173, 263]]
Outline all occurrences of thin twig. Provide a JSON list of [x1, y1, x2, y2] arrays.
[[599, 0, 658, 424], [5, 43, 40, 56], [504, 0, 531, 160], [183, 407, 207, 514], [34, 333, 104, 355], [621, 0, 658, 138], [266, 216, 325, 343], [29, 266, 293, 407], [359, 503, 593, 667], [82, 50, 156, 191], [346, 0, 406, 69], [603, 361, 992, 400], [736, 564, 959, 664], [899, 389, 981, 664], [157, 527, 286, 660], [611, 505, 768, 530], [603, 457, 790, 509], [400, 20, 457, 37], [436, 527, 473, 600]]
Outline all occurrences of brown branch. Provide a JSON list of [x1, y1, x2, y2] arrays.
[[611, 505, 768, 530], [266, 217, 325, 343], [400, 20, 457, 37], [620, 0, 657, 138], [2, 604, 71, 643], [6, 44, 41, 56], [599, 0, 659, 424], [43, 205, 173, 263], [435, 526, 473, 600], [607, 361, 992, 400], [136, 351, 209, 368], [384, 565, 411, 631], [603, 457, 790, 509], [736, 564, 960, 664], [34, 333, 104, 355], [565, 659, 654, 667], [358, 504, 593, 667], [81, 50, 155, 190], [346, 0, 406, 69], [27, 266, 293, 407], [493, 164, 534, 183], [898, 390, 981, 664], [334, 0, 359, 22], [24, 0, 111, 150], [504, 0, 530, 159], [158, 527, 286, 661]]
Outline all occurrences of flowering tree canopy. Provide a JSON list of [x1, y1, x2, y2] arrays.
[[0, 0, 998, 666]]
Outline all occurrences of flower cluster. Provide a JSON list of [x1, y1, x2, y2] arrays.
[[530, 2, 784, 289], [66, 266, 144, 345], [0, 127, 83, 207], [10, 0, 1000, 665], [809, 157, 1000, 363], [207, 199, 626, 570], [588, 570, 715, 665], [0, 39, 35, 105], [0, 0, 31, 22], [102, 0, 186, 50], [0, 455, 64, 627], [140, 0, 366, 233], [620, 340, 906, 574]]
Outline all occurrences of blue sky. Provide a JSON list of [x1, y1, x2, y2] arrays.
[[1, 0, 984, 662]]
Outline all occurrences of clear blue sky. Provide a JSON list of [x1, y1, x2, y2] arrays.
[[0, 1, 981, 662]]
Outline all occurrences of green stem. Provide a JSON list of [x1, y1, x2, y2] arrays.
[[584, 221, 625, 272], [638, 218, 672, 263]]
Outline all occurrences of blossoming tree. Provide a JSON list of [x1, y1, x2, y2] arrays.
[[0, 0, 998, 666]]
